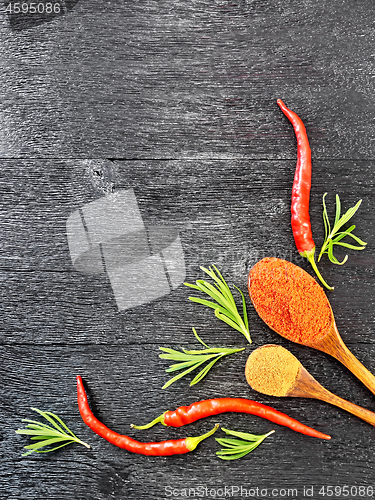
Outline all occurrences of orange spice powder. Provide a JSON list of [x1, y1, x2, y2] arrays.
[[248, 257, 332, 344], [245, 345, 301, 396]]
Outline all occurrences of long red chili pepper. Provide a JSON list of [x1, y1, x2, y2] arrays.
[[277, 99, 332, 291], [76, 376, 218, 456], [132, 397, 331, 440]]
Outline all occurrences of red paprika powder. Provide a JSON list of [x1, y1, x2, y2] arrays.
[[248, 257, 332, 344]]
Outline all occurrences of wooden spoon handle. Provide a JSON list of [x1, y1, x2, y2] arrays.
[[314, 323, 375, 397], [290, 367, 375, 426], [336, 345, 375, 397], [315, 385, 375, 427]]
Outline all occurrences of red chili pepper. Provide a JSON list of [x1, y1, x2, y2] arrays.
[[76, 376, 218, 456], [277, 99, 333, 291], [132, 397, 331, 440]]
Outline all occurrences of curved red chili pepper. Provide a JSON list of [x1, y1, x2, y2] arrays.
[[132, 397, 331, 440], [277, 99, 332, 290], [76, 376, 218, 456]]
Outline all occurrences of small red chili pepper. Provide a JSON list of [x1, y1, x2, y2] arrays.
[[76, 376, 218, 456], [277, 99, 333, 291], [132, 397, 331, 440]]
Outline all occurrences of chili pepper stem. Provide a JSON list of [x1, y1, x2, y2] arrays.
[[301, 248, 334, 291], [185, 423, 220, 451], [131, 412, 167, 430]]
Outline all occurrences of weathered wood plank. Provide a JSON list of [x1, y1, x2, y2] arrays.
[[0, 160, 375, 347], [2, 344, 374, 499], [1, 152, 375, 498], [1, 0, 374, 157]]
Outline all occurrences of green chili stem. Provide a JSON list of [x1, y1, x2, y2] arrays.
[[302, 248, 334, 291], [131, 412, 167, 430], [185, 424, 219, 451]]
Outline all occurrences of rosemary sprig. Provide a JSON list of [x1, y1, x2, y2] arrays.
[[216, 427, 275, 460], [160, 327, 245, 389], [184, 265, 251, 344], [15, 408, 90, 457], [318, 193, 367, 265]]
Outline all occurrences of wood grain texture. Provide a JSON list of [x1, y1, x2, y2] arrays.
[[1, 159, 375, 499], [1, 0, 375, 157], [2, 1, 375, 496]]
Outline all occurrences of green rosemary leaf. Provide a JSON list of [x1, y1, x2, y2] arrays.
[[185, 347, 244, 356], [200, 265, 222, 283], [335, 231, 367, 246], [183, 282, 202, 291], [182, 347, 225, 355], [20, 422, 65, 437], [333, 242, 366, 251], [169, 353, 216, 364], [332, 225, 356, 243], [319, 194, 366, 266], [162, 360, 208, 389], [160, 329, 245, 388], [30, 408, 66, 435], [43, 411, 80, 440], [234, 285, 249, 333], [192, 327, 209, 348], [328, 239, 348, 265], [199, 266, 234, 305], [159, 350, 195, 361], [216, 450, 255, 460], [214, 310, 248, 339], [215, 438, 251, 447], [22, 442, 75, 457], [221, 428, 270, 441], [185, 265, 251, 343], [334, 194, 341, 226], [30, 436, 54, 441], [199, 265, 217, 280], [215, 428, 274, 461], [159, 347, 185, 355], [165, 359, 207, 373], [189, 355, 223, 386], [210, 265, 229, 290], [188, 297, 237, 322], [216, 443, 262, 460], [20, 419, 56, 431], [195, 280, 233, 310], [217, 443, 260, 454], [16, 408, 90, 456], [208, 266, 236, 308], [322, 192, 330, 242], [16, 429, 57, 436], [24, 437, 70, 451], [332, 199, 362, 234]]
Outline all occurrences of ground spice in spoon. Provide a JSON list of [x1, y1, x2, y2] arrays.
[[245, 345, 301, 396], [249, 257, 332, 344]]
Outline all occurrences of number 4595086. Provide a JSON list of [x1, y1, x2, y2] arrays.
[[5, 3, 62, 14], [318, 485, 373, 497]]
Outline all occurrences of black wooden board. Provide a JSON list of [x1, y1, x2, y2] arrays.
[[1, 1, 375, 499], [1, 0, 375, 158], [1, 160, 375, 499]]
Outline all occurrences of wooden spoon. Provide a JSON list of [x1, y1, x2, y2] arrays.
[[306, 305, 375, 396], [248, 258, 375, 396], [245, 345, 375, 426]]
